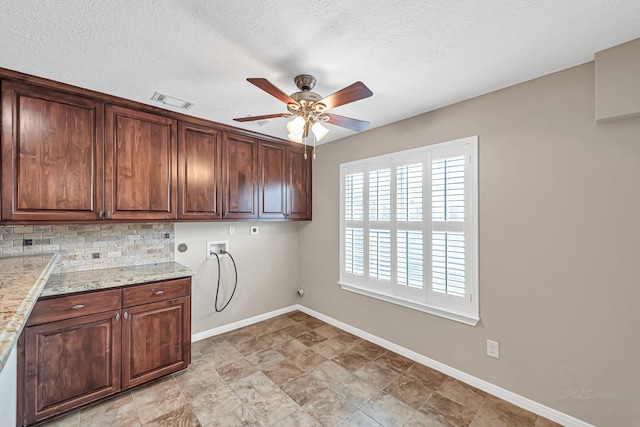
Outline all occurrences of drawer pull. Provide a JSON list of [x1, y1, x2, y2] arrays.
[[72, 304, 85, 310], [154, 290, 164, 295], [115, 312, 120, 320], [124, 312, 128, 320]]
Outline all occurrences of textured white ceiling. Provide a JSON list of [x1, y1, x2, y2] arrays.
[[1, 0, 640, 144]]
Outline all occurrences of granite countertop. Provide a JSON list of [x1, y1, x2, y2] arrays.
[[42, 262, 194, 297], [0, 257, 193, 374], [0, 253, 60, 373]]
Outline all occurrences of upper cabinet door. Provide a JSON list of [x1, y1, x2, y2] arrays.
[[259, 141, 286, 219], [286, 145, 312, 220], [1, 81, 104, 221], [223, 132, 258, 219], [105, 105, 177, 220], [178, 122, 222, 220]]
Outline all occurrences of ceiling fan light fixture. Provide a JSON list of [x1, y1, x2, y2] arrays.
[[288, 132, 302, 143], [287, 116, 305, 135], [311, 121, 329, 141]]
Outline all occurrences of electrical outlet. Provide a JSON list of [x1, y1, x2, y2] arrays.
[[250, 225, 259, 235], [92, 253, 100, 259], [23, 239, 33, 246], [487, 340, 500, 359], [229, 226, 235, 235]]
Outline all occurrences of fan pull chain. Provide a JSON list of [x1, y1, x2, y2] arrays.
[[304, 132, 308, 159]]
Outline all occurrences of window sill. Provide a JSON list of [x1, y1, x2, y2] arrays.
[[338, 282, 480, 326]]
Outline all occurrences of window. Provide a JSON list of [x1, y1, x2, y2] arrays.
[[340, 136, 479, 325]]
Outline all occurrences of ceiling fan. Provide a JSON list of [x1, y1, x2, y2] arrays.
[[233, 74, 373, 144]]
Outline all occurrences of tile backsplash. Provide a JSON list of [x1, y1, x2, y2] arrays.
[[0, 223, 174, 273]]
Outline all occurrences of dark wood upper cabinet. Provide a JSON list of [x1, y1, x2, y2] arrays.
[[178, 122, 222, 219], [257, 141, 312, 220], [1, 81, 104, 221], [105, 105, 177, 220], [223, 132, 258, 219], [0, 69, 311, 224], [286, 145, 312, 220], [259, 141, 287, 219]]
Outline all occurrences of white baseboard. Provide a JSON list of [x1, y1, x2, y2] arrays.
[[191, 306, 297, 342], [192, 304, 593, 427], [295, 305, 593, 427]]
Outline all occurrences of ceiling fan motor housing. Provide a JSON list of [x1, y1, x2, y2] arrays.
[[294, 74, 317, 91], [291, 91, 322, 103], [291, 74, 323, 106]]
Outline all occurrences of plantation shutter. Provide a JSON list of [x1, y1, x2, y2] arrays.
[[396, 162, 424, 291], [340, 135, 478, 324], [344, 168, 365, 282], [369, 167, 392, 284], [428, 146, 472, 311]]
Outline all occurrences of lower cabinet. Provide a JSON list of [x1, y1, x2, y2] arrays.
[[122, 297, 190, 389], [18, 277, 191, 426], [22, 311, 121, 424]]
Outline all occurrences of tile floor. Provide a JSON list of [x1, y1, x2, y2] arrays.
[[41, 311, 563, 427]]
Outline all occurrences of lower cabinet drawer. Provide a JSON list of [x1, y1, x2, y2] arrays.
[[27, 289, 122, 326], [122, 278, 190, 308]]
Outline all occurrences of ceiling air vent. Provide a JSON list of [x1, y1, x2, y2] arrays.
[[151, 91, 194, 110]]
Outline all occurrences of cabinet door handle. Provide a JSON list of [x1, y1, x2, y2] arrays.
[[72, 304, 85, 310], [115, 312, 120, 320], [98, 210, 104, 219], [106, 210, 111, 219], [124, 312, 128, 320], [154, 290, 164, 295]]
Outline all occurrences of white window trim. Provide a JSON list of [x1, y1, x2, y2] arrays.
[[339, 135, 479, 326]]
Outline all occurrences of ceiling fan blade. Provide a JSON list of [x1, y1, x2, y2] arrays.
[[233, 113, 286, 122], [247, 78, 298, 105], [317, 82, 373, 110], [324, 114, 370, 132]]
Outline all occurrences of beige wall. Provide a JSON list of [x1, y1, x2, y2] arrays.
[[298, 62, 640, 426], [596, 37, 640, 122], [175, 222, 301, 335]]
